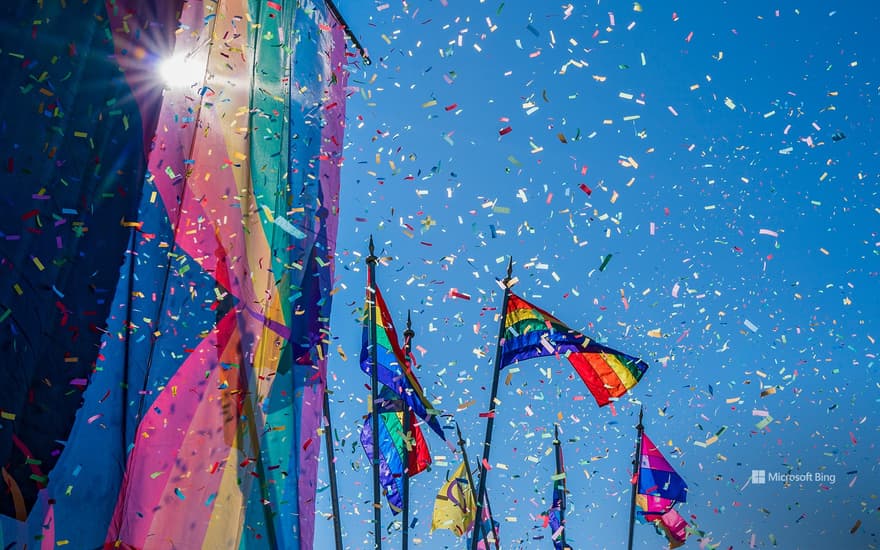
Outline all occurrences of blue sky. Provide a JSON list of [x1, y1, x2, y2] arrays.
[[318, 1, 879, 548]]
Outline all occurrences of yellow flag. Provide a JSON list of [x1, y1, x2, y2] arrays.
[[431, 461, 476, 536]]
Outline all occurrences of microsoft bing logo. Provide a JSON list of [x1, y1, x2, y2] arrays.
[[749, 469, 835, 485]]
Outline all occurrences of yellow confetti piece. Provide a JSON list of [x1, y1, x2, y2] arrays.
[[261, 204, 275, 223], [32, 257, 45, 271]]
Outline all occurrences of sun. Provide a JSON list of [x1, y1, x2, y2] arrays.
[[158, 54, 199, 89]]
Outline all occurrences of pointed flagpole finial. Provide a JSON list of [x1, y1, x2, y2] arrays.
[[637, 405, 644, 431], [367, 235, 377, 265], [554, 423, 560, 443], [506, 256, 513, 280], [404, 309, 414, 339]]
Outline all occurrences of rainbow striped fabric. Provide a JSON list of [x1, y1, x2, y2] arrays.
[[360, 403, 432, 514], [500, 292, 649, 406], [4, 2, 351, 548], [361, 281, 445, 439]]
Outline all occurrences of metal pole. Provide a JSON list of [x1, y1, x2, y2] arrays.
[[471, 258, 513, 550], [323, 391, 344, 550], [554, 423, 567, 549], [401, 311, 414, 550], [366, 236, 382, 550], [627, 406, 645, 550]]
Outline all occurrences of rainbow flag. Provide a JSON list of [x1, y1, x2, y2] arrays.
[[500, 292, 649, 406], [360, 392, 432, 514], [2, 1, 350, 549], [636, 432, 688, 548], [361, 282, 445, 439]]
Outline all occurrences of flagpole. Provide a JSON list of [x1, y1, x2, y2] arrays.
[[554, 423, 567, 549], [627, 406, 645, 550], [367, 236, 382, 550], [455, 422, 490, 549], [401, 311, 414, 550], [322, 391, 344, 550], [455, 422, 478, 519], [471, 257, 513, 550]]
